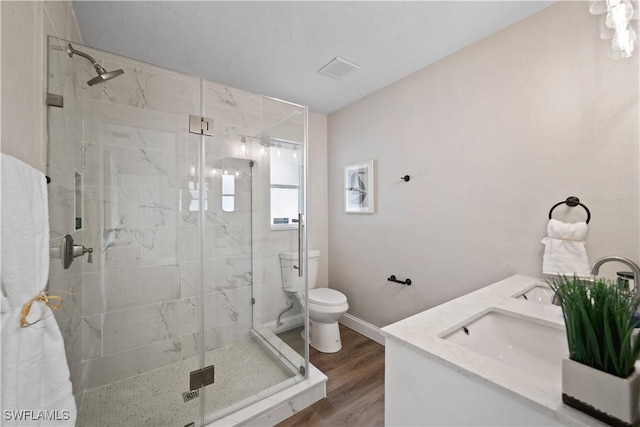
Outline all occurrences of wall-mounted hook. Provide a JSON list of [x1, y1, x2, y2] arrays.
[[401, 175, 410, 182]]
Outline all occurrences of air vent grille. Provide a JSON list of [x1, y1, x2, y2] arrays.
[[318, 57, 360, 80]]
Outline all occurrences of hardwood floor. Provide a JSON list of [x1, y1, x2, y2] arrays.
[[277, 324, 385, 427]]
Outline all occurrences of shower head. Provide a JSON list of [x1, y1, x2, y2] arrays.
[[87, 68, 125, 86], [67, 43, 124, 86]]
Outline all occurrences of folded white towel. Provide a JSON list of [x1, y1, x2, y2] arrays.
[[1, 154, 76, 426], [541, 218, 590, 277]]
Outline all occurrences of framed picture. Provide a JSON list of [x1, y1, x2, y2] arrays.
[[344, 160, 375, 213]]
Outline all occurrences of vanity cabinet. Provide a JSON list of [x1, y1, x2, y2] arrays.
[[385, 336, 562, 426]]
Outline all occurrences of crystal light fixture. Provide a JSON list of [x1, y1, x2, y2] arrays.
[[589, 0, 639, 58]]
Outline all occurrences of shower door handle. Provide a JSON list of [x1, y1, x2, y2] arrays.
[[297, 213, 303, 278]]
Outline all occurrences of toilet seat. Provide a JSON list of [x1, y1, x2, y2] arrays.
[[308, 288, 347, 307]]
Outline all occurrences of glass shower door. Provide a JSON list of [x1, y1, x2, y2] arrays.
[[199, 82, 308, 423], [249, 97, 309, 374]]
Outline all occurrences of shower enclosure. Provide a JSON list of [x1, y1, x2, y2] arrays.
[[45, 36, 310, 426]]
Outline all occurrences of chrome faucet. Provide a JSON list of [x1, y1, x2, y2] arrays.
[[590, 256, 640, 294]]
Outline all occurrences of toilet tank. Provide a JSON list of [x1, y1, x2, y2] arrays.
[[280, 249, 320, 293]]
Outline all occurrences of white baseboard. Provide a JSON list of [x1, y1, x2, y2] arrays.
[[340, 313, 385, 346]]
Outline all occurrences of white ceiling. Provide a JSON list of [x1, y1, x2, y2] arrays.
[[72, 1, 554, 114]]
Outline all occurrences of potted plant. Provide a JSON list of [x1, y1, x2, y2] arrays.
[[550, 276, 640, 427]]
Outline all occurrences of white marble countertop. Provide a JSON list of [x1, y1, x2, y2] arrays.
[[381, 274, 610, 427]]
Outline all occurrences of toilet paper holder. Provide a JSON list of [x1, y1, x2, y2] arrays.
[[388, 275, 412, 286]]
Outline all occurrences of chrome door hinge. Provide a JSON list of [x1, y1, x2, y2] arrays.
[[189, 365, 215, 390], [189, 115, 214, 136], [46, 93, 63, 108], [251, 297, 255, 305]]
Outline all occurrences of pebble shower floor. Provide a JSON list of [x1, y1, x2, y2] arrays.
[[77, 338, 291, 426]]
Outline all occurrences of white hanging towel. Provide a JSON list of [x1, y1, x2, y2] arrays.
[[541, 218, 590, 277], [1, 154, 76, 426]]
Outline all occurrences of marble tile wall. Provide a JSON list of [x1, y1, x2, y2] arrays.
[[48, 38, 305, 394], [74, 49, 204, 389]]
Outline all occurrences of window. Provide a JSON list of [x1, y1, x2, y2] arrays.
[[188, 179, 207, 212], [269, 139, 302, 229], [221, 173, 235, 212]]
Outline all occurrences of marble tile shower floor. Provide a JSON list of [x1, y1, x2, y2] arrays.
[[77, 337, 292, 427]]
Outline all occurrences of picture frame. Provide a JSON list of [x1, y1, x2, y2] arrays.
[[344, 160, 375, 213]]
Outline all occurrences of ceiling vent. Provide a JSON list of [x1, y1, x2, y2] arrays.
[[318, 57, 360, 80]]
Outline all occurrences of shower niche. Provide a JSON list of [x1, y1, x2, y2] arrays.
[[46, 36, 319, 427]]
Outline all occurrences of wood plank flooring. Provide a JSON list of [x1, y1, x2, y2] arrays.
[[277, 324, 385, 427]]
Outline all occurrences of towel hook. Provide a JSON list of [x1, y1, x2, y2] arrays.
[[548, 196, 591, 224], [401, 175, 410, 182]]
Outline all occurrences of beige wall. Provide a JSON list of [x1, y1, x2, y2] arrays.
[[308, 111, 329, 287], [1, 1, 82, 171], [328, 2, 640, 328]]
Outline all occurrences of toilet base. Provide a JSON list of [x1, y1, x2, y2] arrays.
[[309, 319, 342, 353]]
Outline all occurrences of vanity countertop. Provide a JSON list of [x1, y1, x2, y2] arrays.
[[381, 274, 611, 427]]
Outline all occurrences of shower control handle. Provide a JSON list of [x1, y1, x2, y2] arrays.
[[57, 234, 94, 269]]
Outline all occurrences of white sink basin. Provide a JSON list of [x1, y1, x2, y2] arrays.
[[442, 310, 567, 382], [514, 283, 555, 306]]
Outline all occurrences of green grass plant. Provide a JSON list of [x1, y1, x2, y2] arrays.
[[550, 276, 640, 378]]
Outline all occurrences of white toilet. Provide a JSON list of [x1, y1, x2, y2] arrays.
[[280, 250, 349, 353]]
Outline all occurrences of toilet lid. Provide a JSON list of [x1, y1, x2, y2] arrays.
[[308, 288, 347, 306]]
